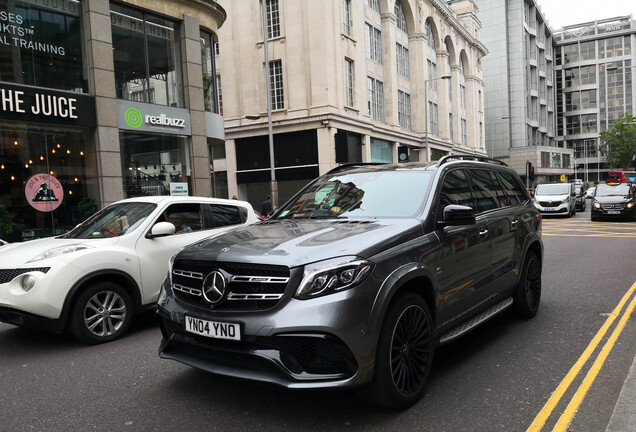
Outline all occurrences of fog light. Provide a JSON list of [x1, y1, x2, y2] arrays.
[[21, 274, 36, 292]]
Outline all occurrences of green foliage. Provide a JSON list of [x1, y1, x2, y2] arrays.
[[600, 113, 636, 170]]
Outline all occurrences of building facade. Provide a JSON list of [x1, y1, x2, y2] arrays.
[[475, 0, 572, 186], [554, 16, 635, 183], [215, 0, 487, 209], [0, 0, 226, 241]]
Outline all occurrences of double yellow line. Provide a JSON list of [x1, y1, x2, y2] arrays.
[[527, 281, 636, 432]]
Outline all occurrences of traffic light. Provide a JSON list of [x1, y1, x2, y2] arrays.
[[529, 163, 535, 180], [397, 145, 409, 162]]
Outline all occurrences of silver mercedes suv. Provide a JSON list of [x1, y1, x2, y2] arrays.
[[156, 156, 543, 408]]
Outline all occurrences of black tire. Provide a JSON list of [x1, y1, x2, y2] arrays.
[[369, 293, 434, 409], [69, 282, 133, 344], [513, 251, 541, 318]]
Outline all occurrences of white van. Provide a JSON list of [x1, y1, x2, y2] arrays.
[[533, 183, 576, 217]]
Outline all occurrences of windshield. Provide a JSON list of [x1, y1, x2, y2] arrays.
[[274, 170, 433, 219], [61, 202, 156, 239], [535, 184, 569, 195], [595, 184, 631, 197]]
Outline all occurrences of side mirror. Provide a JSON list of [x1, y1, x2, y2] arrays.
[[146, 221, 176, 239], [440, 204, 476, 226]]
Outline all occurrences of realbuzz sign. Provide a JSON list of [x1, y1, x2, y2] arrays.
[[146, 113, 186, 128]]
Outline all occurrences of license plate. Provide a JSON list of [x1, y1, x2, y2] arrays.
[[607, 210, 621, 215], [185, 316, 241, 341]]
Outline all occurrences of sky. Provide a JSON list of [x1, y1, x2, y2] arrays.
[[536, 0, 636, 30]]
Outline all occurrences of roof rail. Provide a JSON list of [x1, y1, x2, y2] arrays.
[[325, 162, 386, 175], [436, 155, 508, 167]]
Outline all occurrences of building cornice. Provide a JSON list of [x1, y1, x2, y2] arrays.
[[430, 0, 488, 56]]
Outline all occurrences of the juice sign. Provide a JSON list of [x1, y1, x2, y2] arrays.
[[25, 174, 64, 212]]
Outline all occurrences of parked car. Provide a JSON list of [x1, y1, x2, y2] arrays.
[[0, 239, 7, 246], [156, 156, 543, 409], [585, 186, 596, 199], [533, 182, 576, 217], [0, 196, 259, 343], [591, 183, 636, 221], [575, 185, 586, 211]]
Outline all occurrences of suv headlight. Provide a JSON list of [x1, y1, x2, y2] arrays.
[[295, 256, 373, 300], [593, 200, 601, 209], [27, 244, 94, 262]]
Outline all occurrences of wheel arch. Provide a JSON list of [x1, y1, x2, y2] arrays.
[[59, 270, 142, 329], [368, 266, 437, 338]]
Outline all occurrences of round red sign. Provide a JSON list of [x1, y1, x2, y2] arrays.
[[25, 174, 64, 212]]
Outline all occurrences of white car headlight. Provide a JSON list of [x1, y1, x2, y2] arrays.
[[295, 256, 373, 300], [27, 244, 94, 263]]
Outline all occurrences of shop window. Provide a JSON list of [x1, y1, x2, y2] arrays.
[[0, 0, 87, 92], [0, 122, 98, 241], [111, 3, 183, 107], [119, 132, 190, 198]]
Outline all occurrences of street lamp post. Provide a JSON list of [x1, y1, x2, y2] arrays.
[[424, 75, 451, 162], [261, 0, 277, 210]]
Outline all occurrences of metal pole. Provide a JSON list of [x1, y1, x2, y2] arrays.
[[261, 0, 278, 209], [424, 81, 429, 162]]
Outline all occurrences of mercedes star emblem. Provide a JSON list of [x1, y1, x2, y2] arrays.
[[202, 271, 226, 304]]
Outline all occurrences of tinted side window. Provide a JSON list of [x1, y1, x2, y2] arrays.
[[468, 169, 500, 212], [437, 169, 475, 221], [497, 171, 525, 206], [209, 204, 243, 227]]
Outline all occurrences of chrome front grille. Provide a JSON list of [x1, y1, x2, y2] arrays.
[[601, 203, 625, 210], [538, 200, 561, 208], [171, 260, 290, 311]]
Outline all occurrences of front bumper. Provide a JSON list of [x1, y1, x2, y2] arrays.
[[534, 202, 570, 214], [156, 276, 380, 389], [591, 206, 636, 219]]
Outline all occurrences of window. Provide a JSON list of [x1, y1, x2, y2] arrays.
[[437, 169, 474, 220], [497, 172, 525, 206], [1, 0, 87, 92], [265, 0, 280, 39], [460, 85, 466, 109], [270, 60, 284, 110], [164, 204, 203, 233], [208, 204, 244, 228], [365, 23, 383, 63], [345, 59, 354, 107], [468, 169, 500, 212], [112, 4, 183, 107], [428, 60, 438, 89], [343, 0, 352, 35], [449, 113, 453, 141], [461, 119, 467, 145], [201, 30, 219, 113], [216, 74, 223, 116], [425, 20, 436, 50], [428, 101, 438, 135], [367, 77, 384, 121], [399, 91, 411, 130], [366, 0, 380, 13], [397, 44, 410, 78], [394, 1, 408, 34]]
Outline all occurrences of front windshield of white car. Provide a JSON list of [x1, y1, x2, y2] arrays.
[[595, 184, 631, 197], [536, 184, 569, 195], [61, 202, 157, 239], [274, 170, 433, 219]]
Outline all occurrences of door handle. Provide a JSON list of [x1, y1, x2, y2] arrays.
[[478, 229, 489, 238], [511, 219, 519, 227]]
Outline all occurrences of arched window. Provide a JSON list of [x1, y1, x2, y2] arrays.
[[426, 20, 436, 50], [394, 1, 408, 34]]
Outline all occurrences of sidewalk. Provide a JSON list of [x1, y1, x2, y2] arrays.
[[605, 348, 636, 432]]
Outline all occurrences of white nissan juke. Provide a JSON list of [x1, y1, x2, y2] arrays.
[[0, 196, 259, 343]]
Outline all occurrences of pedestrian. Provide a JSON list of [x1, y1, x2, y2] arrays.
[[261, 195, 273, 218]]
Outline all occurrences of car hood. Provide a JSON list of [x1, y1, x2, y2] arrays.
[[534, 193, 569, 201], [0, 236, 119, 267], [594, 195, 631, 204], [176, 219, 423, 267]]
